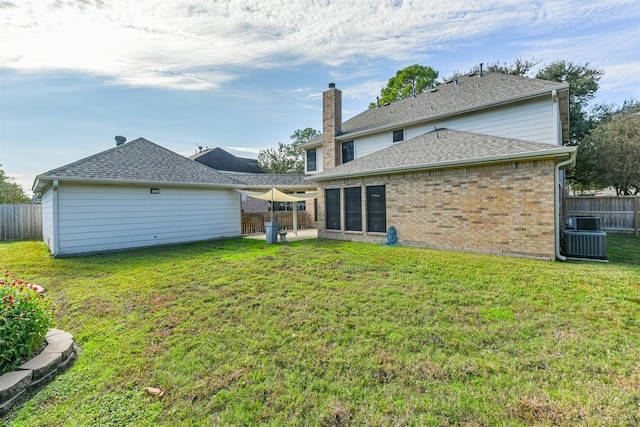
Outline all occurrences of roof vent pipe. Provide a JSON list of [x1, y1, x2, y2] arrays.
[[115, 135, 126, 146], [376, 96, 380, 108], [479, 62, 483, 77]]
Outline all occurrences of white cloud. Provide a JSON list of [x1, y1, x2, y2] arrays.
[[1, 0, 639, 91]]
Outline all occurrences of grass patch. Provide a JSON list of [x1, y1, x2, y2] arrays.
[[1, 234, 639, 426]]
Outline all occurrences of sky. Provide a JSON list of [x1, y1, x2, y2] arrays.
[[1, 0, 639, 196]]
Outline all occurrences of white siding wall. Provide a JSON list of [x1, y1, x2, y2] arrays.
[[40, 185, 55, 253], [355, 97, 555, 160], [55, 184, 241, 256]]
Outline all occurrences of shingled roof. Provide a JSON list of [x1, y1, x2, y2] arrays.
[[221, 172, 315, 190], [308, 128, 576, 181], [190, 147, 263, 174], [33, 138, 317, 193], [33, 138, 242, 192], [302, 72, 569, 147]]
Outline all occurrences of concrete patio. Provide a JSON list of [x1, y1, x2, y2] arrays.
[[244, 228, 318, 242]]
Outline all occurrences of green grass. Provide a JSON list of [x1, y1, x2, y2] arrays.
[[1, 234, 639, 426]]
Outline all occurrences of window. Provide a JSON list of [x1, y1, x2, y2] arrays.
[[344, 187, 362, 231], [366, 185, 386, 233], [325, 189, 341, 230], [306, 149, 317, 172], [341, 140, 354, 163], [393, 130, 404, 142]]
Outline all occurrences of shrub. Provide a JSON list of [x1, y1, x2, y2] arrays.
[[1, 270, 55, 375]]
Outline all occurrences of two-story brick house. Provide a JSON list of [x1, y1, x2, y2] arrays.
[[303, 72, 576, 260]]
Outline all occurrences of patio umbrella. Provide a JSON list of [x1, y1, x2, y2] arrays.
[[236, 188, 317, 235]]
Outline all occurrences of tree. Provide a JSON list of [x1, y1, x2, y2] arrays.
[[370, 64, 438, 107], [535, 60, 604, 143], [581, 104, 640, 195], [258, 128, 320, 174], [0, 165, 31, 204], [485, 58, 541, 76], [442, 58, 540, 81]]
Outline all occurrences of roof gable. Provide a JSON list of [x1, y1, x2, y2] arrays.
[[34, 138, 242, 192], [308, 128, 575, 181]]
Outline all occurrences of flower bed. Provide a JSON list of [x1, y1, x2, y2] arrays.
[[1, 270, 56, 376]]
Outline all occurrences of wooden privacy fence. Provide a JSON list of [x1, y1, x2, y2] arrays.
[[242, 211, 316, 235], [0, 204, 42, 241], [564, 196, 640, 235]]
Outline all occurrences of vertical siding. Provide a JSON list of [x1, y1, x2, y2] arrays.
[[0, 204, 42, 240], [355, 97, 555, 159], [55, 184, 241, 256]]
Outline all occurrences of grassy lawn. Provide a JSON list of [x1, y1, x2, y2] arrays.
[[1, 234, 639, 426]]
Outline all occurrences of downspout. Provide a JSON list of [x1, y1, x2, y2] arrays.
[[555, 150, 576, 261], [52, 180, 60, 257]]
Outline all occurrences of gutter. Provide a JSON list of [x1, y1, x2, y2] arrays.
[[554, 148, 577, 261], [32, 176, 249, 194]]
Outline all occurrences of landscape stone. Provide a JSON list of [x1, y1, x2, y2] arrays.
[[0, 370, 33, 402], [18, 352, 61, 380], [46, 329, 73, 343], [42, 339, 75, 360]]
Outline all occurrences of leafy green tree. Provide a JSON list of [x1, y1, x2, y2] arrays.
[[442, 58, 540, 81], [535, 60, 604, 143], [258, 128, 320, 174], [0, 165, 30, 204], [370, 64, 438, 107], [579, 104, 640, 195], [485, 58, 541, 76]]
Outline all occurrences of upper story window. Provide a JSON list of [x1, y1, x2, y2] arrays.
[[341, 140, 354, 163], [306, 149, 317, 172], [393, 130, 404, 143]]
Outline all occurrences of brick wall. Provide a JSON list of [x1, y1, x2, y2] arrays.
[[316, 160, 557, 259], [322, 86, 342, 170]]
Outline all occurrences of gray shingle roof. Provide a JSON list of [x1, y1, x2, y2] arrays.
[[190, 147, 263, 174], [33, 137, 317, 193], [308, 128, 575, 181], [302, 72, 568, 148], [221, 172, 315, 189], [34, 138, 242, 191]]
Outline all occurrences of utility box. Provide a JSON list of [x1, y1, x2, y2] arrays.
[[264, 222, 280, 244], [566, 216, 601, 231], [562, 229, 607, 260]]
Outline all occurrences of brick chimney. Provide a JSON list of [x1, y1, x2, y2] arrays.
[[322, 83, 342, 169]]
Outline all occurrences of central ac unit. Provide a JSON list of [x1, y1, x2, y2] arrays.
[[562, 229, 607, 260]]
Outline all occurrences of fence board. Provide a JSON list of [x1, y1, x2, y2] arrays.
[[564, 196, 639, 235], [0, 204, 43, 241], [242, 211, 315, 236]]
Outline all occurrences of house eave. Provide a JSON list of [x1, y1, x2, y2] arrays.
[[32, 176, 243, 193], [308, 146, 577, 182]]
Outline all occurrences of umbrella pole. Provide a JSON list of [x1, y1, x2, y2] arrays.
[[293, 200, 298, 235], [270, 187, 274, 224]]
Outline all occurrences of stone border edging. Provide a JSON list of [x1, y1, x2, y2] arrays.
[[0, 328, 78, 416]]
